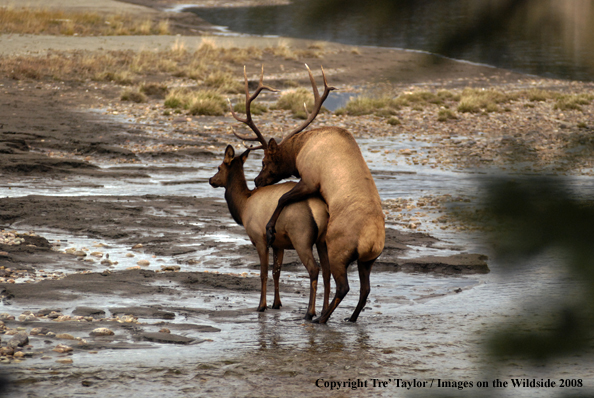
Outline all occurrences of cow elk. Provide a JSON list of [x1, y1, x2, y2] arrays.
[[209, 145, 330, 320], [230, 65, 385, 324]]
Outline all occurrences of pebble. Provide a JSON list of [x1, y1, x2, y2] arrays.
[[159, 328, 171, 334], [137, 260, 150, 266], [53, 344, 73, 353], [161, 265, 180, 272], [29, 327, 50, 336], [132, 244, 143, 249], [90, 328, 114, 336], [90, 252, 104, 258], [56, 358, 73, 364]]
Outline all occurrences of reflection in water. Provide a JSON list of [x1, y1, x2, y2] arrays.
[[189, 0, 594, 81]]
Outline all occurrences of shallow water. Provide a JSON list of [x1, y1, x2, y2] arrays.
[[2, 130, 593, 396]]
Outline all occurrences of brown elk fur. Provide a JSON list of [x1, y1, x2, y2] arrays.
[[255, 127, 385, 323], [209, 145, 330, 320]]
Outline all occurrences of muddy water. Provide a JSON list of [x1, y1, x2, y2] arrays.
[[2, 131, 594, 396]]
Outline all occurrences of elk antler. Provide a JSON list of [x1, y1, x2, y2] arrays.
[[280, 64, 336, 144], [229, 66, 277, 150]]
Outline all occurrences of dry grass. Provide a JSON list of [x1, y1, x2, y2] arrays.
[[272, 88, 315, 118], [233, 99, 268, 115], [0, 7, 170, 36], [457, 88, 517, 113], [120, 88, 147, 103], [554, 93, 594, 111], [204, 71, 243, 94], [164, 88, 226, 116]]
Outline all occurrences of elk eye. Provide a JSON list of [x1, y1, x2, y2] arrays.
[[262, 161, 265, 167], [217, 166, 221, 171]]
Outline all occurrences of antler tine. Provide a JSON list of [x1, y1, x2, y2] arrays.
[[228, 66, 277, 149], [280, 65, 337, 144]]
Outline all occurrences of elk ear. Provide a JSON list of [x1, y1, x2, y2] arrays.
[[240, 149, 250, 163], [224, 145, 235, 164], [268, 138, 278, 154]]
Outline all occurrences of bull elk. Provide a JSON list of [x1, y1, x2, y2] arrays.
[[229, 66, 385, 323], [209, 145, 330, 320]]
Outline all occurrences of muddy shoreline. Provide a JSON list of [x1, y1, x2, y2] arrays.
[[1, 0, 593, 396]]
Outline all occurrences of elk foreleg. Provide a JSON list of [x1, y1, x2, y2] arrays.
[[257, 246, 270, 312], [266, 181, 318, 246], [271, 248, 284, 309], [313, 267, 350, 324]]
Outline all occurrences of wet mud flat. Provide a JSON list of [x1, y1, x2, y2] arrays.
[[0, 188, 492, 397], [0, 82, 589, 397]]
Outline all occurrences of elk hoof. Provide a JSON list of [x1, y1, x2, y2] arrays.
[[344, 316, 357, 323], [304, 313, 314, 321], [256, 306, 267, 312], [272, 303, 282, 309]]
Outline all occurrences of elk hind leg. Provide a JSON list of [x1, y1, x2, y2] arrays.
[[316, 241, 331, 312], [295, 246, 320, 321], [271, 248, 284, 309], [347, 258, 375, 323]]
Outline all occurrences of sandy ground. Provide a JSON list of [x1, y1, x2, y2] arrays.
[[0, 0, 593, 397]]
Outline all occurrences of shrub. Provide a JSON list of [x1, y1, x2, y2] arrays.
[[233, 100, 268, 115], [120, 88, 147, 103], [437, 108, 457, 122], [204, 71, 243, 93], [187, 90, 227, 116], [554, 94, 593, 111], [273, 88, 315, 118], [457, 88, 515, 113]]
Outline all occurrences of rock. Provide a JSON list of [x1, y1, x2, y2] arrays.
[[47, 311, 63, 319], [140, 332, 196, 345], [53, 344, 73, 353], [13, 351, 25, 358], [90, 252, 104, 258], [132, 244, 143, 250], [159, 328, 171, 334], [29, 327, 50, 336], [36, 308, 62, 317], [90, 328, 114, 336], [161, 265, 180, 272], [0, 313, 15, 320], [55, 333, 76, 340], [137, 260, 150, 266], [0, 346, 14, 356], [56, 358, 73, 364], [395, 253, 490, 274], [18, 313, 37, 322], [8, 332, 29, 348], [72, 307, 106, 319]]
